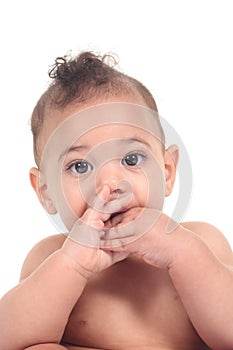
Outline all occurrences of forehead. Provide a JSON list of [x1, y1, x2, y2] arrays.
[[46, 101, 161, 139], [39, 102, 164, 169], [72, 123, 161, 146]]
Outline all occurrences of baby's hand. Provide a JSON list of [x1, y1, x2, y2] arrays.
[[101, 207, 182, 270], [61, 186, 131, 279]]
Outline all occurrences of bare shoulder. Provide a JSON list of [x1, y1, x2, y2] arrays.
[[181, 221, 233, 266], [20, 233, 67, 281]]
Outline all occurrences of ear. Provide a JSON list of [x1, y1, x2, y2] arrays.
[[29, 167, 57, 214], [164, 144, 179, 196]]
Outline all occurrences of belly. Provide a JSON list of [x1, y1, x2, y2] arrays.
[[62, 257, 209, 350]]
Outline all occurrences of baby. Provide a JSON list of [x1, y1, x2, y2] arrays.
[[0, 52, 233, 350]]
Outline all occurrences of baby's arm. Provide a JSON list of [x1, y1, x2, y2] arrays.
[[0, 187, 128, 350], [169, 221, 233, 350], [0, 241, 87, 350], [102, 210, 233, 350]]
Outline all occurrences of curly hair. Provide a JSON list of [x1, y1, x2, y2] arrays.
[[31, 51, 158, 165]]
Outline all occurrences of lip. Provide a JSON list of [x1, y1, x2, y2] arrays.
[[108, 206, 131, 220], [109, 210, 124, 220], [100, 205, 124, 222]]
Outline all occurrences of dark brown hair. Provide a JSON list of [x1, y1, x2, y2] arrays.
[[31, 51, 158, 165]]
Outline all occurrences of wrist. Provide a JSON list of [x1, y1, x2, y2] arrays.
[[167, 224, 204, 270], [60, 237, 98, 280]]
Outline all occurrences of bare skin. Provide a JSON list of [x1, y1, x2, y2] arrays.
[[21, 235, 204, 350], [18, 214, 233, 350], [2, 175, 233, 350], [1, 98, 233, 350]]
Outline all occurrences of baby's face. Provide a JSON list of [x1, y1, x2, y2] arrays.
[[37, 101, 174, 233]]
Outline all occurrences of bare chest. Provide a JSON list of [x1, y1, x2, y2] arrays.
[[62, 258, 208, 350]]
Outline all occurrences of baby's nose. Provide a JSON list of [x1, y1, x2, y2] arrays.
[[96, 162, 132, 199]]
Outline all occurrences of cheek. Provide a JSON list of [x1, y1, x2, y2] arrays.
[[140, 160, 166, 209], [54, 177, 87, 230], [129, 170, 163, 210], [62, 179, 86, 215], [133, 175, 149, 206]]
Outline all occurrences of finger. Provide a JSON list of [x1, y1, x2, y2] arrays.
[[68, 219, 101, 247], [99, 223, 136, 249], [102, 192, 132, 215], [100, 208, 163, 248], [100, 235, 136, 249], [67, 186, 112, 247], [88, 185, 111, 218], [104, 213, 123, 228], [83, 185, 113, 225], [89, 187, 132, 225], [107, 207, 142, 227]]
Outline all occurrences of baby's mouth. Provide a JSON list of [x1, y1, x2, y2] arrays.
[[109, 210, 123, 220], [104, 207, 129, 228], [110, 205, 130, 218]]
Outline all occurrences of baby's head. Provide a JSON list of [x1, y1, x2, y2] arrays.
[[31, 51, 160, 166], [30, 51, 178, 234]]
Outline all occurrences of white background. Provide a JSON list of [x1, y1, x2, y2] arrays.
[[0, 0, 232, 298]]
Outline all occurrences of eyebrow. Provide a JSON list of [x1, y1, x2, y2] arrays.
[[58, 145, 89, 162], [124, 137, 152, 148], [58, 137, 152, 161]]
